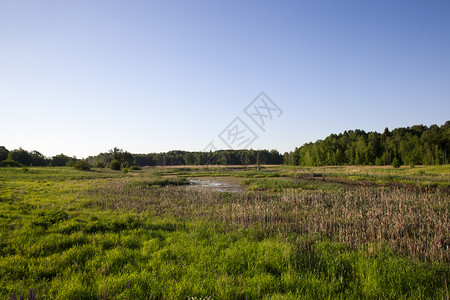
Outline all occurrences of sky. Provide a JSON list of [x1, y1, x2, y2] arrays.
[[1, 0, 449, 158]]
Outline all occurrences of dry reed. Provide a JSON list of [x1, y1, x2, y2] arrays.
[[88, 182, 449, 262]]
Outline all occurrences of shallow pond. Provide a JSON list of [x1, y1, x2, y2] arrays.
[[188, 177, 246, 193]]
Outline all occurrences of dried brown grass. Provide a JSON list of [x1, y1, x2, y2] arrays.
[[88, 183, 449, 262]]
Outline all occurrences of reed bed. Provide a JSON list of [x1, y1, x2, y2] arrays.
[[89, 183, 449, 263]]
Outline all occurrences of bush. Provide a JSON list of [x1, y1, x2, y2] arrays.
[[95, 161, 105, 168], [65, 158, 76, 167], [130, 166, 141, 170], [375, 158, 383, 166], [121, 161, 130, 169], [110, 160, 121, 170], [72, 160, 91, 171], [392, 157, 401, 168], [0, 160, 23, 167]]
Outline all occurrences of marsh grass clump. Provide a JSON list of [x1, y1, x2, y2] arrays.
[[240, 178, 339, 191], [126, 177, 189, 189], [241, 178, 302, 191]]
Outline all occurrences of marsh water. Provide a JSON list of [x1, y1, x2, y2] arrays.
[[187, 176, 349, 193], [188, 177, 246, 193]]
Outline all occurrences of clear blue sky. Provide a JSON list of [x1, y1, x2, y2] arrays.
[[1, 0, 449, 158]]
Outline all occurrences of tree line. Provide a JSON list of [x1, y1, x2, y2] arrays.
[[1, 121, 448, 168], [284, 121, 449, 166], [0, 147, 76, 167], [85, 149, 283, 168], [0, 146, 283, 168]]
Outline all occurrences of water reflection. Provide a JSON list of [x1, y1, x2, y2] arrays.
[[188, 177, 245, 193]]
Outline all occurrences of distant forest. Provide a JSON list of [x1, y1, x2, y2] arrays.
[[1, 121, 448, 167], [0, 147, 283, 168], [81, 149, 283, 168], [285, 121, 449, 166]]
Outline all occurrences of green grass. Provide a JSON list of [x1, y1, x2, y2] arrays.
[[154, 167, 284, 179], [240, 178, 340, 192], [150, 164, 450, 190], [3, 218, 447, 299], [0, 167, 448, 299], [241, 178, 305, 191], [285, 165, 450, 189], [126, 177, 190, 188]]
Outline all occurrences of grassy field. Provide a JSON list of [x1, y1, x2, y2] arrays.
[[0, 166, 449, 299], [157, 164, 450, 192], [283, 165, 450, 189]]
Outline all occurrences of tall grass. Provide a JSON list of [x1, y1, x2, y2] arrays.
[[240, 178, 343, 191], [90, 183, 449, 263], [1, 167, 448, 299], [287, 165, 450, 189]]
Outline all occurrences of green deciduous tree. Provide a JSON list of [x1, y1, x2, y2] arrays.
[[0, 146, 9, 161], [284, 121, 449, 166]]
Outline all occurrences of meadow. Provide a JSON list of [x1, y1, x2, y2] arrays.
[[0, 166, 448, 299]]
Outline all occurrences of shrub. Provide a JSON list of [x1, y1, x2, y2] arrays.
[[110, 160, 121, 170], [130, 166, 141, 170], [72, 160, 91, 171], [392, 158, 401, 168], [375, 158, 383, 166], [65, 158, 76, 167], [95, 161, 105, 168], [0, 160, 23, 167], [121, 161, 130, 169]]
